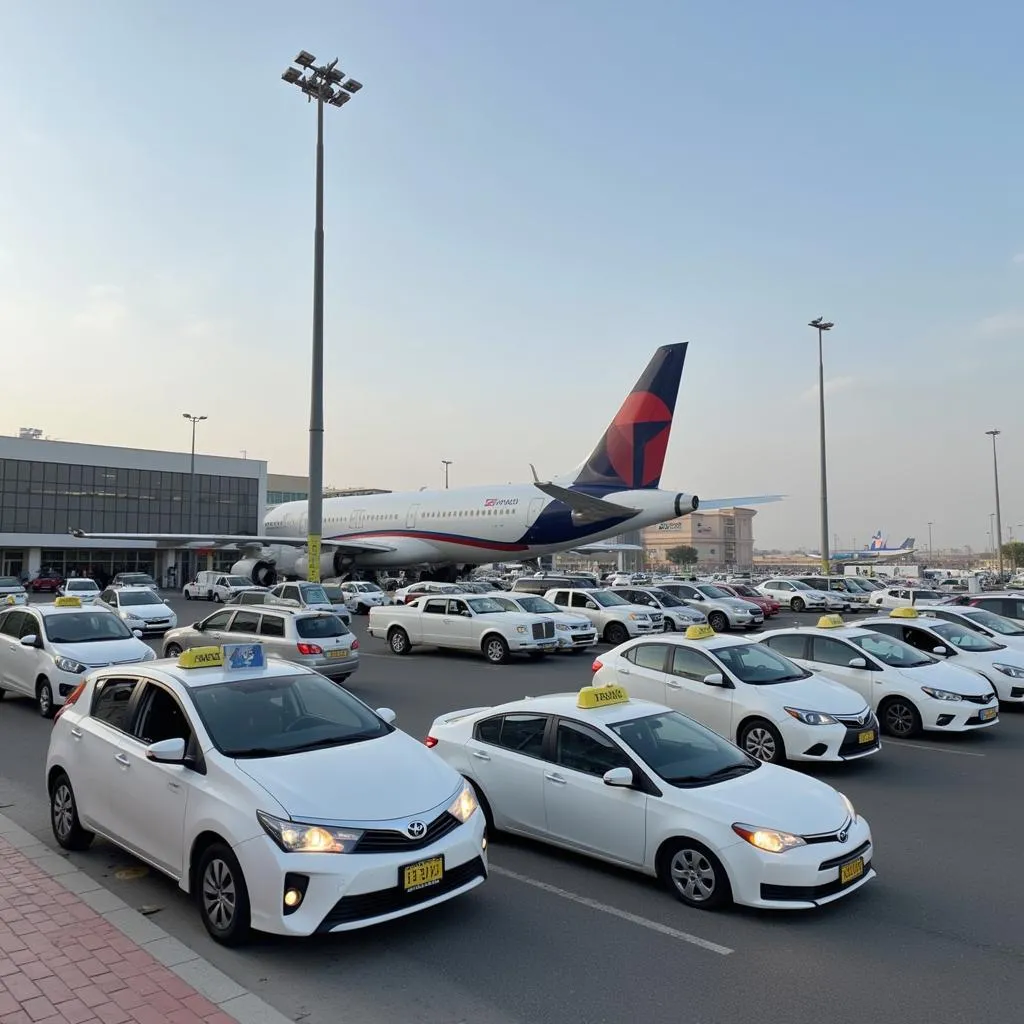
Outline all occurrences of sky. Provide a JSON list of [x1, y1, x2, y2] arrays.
[[2, 0, 1022, 553]]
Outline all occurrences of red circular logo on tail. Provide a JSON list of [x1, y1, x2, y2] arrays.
[[605, 391, 672, 488]]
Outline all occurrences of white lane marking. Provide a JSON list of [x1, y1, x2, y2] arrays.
[[490, 865, 733, 955], [889, 740, 986, 757]]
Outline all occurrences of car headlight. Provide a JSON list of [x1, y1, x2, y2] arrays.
[[732, 824, 806, 853], [784, 707, 838, 726], [839, 792, 858, 823], [516, 625, 527, 633], [448, 781, 479, 823], [921, 686, 963, 701], [54, 656, 87, 674], [123, 613, 144, 624], [992, 663, 1024, 678], [257, 810, 363, 853], [141, 648, 158, 661], [555, 622, 570, 631]]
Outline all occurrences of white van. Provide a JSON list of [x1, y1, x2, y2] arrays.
[[183, 571, 258, 603]]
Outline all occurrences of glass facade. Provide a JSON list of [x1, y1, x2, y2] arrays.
[[267, 489, 308, 506], [0, 458, 259, 536]]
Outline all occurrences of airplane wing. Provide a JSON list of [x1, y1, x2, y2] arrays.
[[529, 468, 640, 524], [698, 494, 785, 510], [67, 530, 397, 554], [570, 541, 645, 553]]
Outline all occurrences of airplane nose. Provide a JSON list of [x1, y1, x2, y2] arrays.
[[676, 494, 699, 516]]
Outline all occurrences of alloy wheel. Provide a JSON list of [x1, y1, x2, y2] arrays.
[[669, 848, 716, 902], [52, 783, 74, 842], [202, 858, 237, 932]]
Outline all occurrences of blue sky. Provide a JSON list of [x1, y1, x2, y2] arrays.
[[2, 0, 1022, 552]]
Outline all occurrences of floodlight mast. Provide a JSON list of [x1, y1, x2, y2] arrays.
[[281, 51, 363, 582]]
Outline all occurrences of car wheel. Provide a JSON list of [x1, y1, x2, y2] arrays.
[[663, 619, 674, 632], [49, 773, 94, 851], [604, 622, 629, 646], [879, 697, 922, 738], [164, 643, 183, 658], [659, 839, 732, 910], [37, 679, 55, 719], [184, 591, 192, 600], [483, 634, 510, 664], [707, 611, 729, 632], [197, 843, 251, 946], [357, 603, 369, 615], [388, 627, 411, 655], [738, 719, 786, 763], [791, 597, 805, 613], [214, 593, 223, 603]]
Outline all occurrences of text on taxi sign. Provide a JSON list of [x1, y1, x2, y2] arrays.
[[54, 596, 81, 607], [816, 614, 845, 629], [577, 684, 630, 709], [685, 624, 716, 640], [177, 646, 224, 669], [890, 606, 919, 618]]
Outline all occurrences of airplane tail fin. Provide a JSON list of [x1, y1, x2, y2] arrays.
[[899, 537, 914, 550], [572, 343, 688, 490], [869, 532, 884, 549]]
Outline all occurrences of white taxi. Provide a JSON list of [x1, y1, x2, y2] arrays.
[[760, 613, 999, 738], [99, 586, 178, 635], [0, 597, 155, 717], [0, 577, 27, 605], [592, 625, 879, 764], [427, 684, 874, 910], [58, 578, 101, 605], [45, 643, 487, 945]]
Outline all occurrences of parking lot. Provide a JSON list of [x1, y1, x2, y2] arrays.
[[0, 593, 1020, 1024]]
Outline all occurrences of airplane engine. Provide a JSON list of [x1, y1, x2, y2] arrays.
[[231, 558, 279, 587], [675, 493, 699, 516], [292, 551, 348, 581]]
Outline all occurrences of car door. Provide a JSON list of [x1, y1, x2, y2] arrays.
[[0, 611, 33, 694], [7, 610, 47, 698], [615, 642, 671, 703], [111, 681, 193, 878], [417, 598, 451, 644], [256, 612, 292, 656], [225, 608, 262, 642], [807, 636, 875, 703], [542, 718, 647, 865], [465, 713, 550, 836], [664, 646, 734, 738], [192, 609, 233, 648], [443, 599, 476, 648]]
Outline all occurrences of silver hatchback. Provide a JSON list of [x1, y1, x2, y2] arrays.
[[161, 605, 359, 681]]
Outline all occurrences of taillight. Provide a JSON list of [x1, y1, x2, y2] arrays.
[[54, 682, 86, 722], [351, 639, 359, 650], [424, 736, 438, 748], [296, 642, 323, 655], [591, 658, 603, 672]]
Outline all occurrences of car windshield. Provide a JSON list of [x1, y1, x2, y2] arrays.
[[592, 591, 630, 607], [468, 597, 507, 613], [188, 672, 391, 758], [789, 581, 816, 592], [0, 577, 21, 588], [911, 591, 941, 601], [515, 596, 560, 614], [67, 580, 99, 592], [299, 585, 329, 604], [851, 634, 934, 668], [295, 615, 350, 638], [961, 608, 1024, 636], [353, 583, 381, 593], [119, 574, 155, 586], [729, 584, 757, 597], [648, 589, 685, 607], [610, 711, 759, 787], [44, 612, 133, 643], [118, 591, 161, 607], [225, 576, 250, 587], [928, 621, 1002, 652], [711, 643, 810, 684], [697, 585, 730, 599]]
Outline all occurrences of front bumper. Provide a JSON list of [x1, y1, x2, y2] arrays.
[[509, 636, 560, 653], [920, 698, 999, 731], [234, 811, 487, 936], [556, 630, 598, 650], [784, 716, 880, 762]]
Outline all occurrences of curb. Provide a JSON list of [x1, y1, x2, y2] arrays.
[[0, 811, 293, 1024]]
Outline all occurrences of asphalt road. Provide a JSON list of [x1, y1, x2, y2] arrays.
[[0, 595, 1021, 1024]]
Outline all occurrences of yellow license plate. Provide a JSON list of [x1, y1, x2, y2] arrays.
[[403, 856, 444, 892], [840, 857, 864, 885], [858, 729, 876, 744], [326, 649, 349, 659], [980, 707, 997, 721]]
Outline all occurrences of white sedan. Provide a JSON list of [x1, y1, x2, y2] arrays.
[[46, 642, 487, 945], [336, 581, 390, 614], [99, 586, 177, 635], [427, 685, 874, 910], [591, 626, 879, 764]]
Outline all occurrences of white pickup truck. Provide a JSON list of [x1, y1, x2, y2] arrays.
[[367, 594, 559, 664]]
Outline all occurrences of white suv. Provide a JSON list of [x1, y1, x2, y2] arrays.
[[544, 588, 663, 646]]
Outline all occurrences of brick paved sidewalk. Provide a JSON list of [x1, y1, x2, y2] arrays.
[[0, 834, 269, 1024]]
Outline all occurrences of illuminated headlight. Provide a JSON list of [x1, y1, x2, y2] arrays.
[[993, 663, 1024, 678], [516, 625, 527, 633], [54, 656, 87, 674], [784, 707, 838, 726], [555, 622, 570, 631], [732, 824, 806, 853], [257, 810, 363, 853], [839, 792, 858, 823], [921, 686, 963, 702], [448, 781, 479, 823]]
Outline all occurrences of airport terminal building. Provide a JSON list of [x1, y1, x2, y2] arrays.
[[0, 435, 266, 586]]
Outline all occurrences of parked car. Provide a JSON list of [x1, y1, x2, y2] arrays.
[[656, 582, 763, 632], [544, 588, 664, 645], [111, 572, 159, 590], [483, 592, 598, 651], [27, 572, 63, 593], [0, 576, 28, 606], [267, 582, 352, 626], [57, 578, 101, 605], [757, 579, 828, 614], [607, 587, 708, 631], [99, 586, 177, 635], [715, 583, 780, 618], [184, 572, 259, 603]]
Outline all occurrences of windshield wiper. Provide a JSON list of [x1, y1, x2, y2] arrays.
[[667, 763, 756, 785], [227, 747, 288, 758], [278, 734, 377, 754]]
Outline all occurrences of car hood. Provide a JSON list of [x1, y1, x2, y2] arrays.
[[892, 658, 994, 695], [681, 762, 850, 835], [119, 603, 171, 618], [235, 730, 462, 821], [51, 637, 152, 668], [948, 647, 1024, 671], [481, 612, 551, 626], [763, 673, 868, 715], [717, 598, 759, 612], [0, 585, 25, 594]]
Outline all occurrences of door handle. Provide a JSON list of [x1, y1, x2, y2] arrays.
[[70, 727, 83, 739], [168, 781, 181, 791], [114, 753, 130, 767], [544, 772, 567, 785], [667, 679, 682, 689], [471, 750, 491, 761]]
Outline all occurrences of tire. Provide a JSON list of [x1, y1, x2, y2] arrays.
[[37, 678, 55, 719], [482, 634, 510, 664], [604, 622, 629, 646], [663, 619, 674, 632], [879, 697, 922, 738], [791, 597, 805, 613], [388, 627, 411, 655], [164, 643, 183, 658], [707, 611, 729, 633], [738, 718, 786, 763], [658, 839, 732, 910], [214, 593, 223, 603], [49, 772, 94, 852], [196, 843, 251, 946], [206, 590, 214, 601], [357, 603, 369, 615], [184, 591, 192, 601]]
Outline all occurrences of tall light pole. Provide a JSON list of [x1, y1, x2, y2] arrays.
[[927, 521, 933, 560], [182, 413, 207, 581], [809, 317, 834, 576], [442, 460, 452, 490], [986, 429, 1004, 579], [282, 50, 363, 582]]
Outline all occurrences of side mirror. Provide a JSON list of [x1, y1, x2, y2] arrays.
[[146, 737, 186, 764], [703, 672, 725, 687], [603, 766, 634, 787], [933, 645, 948, 655], [20, 634, 39, 648], [132, 630, 143, 639], [376, 707, 397, 724], [848, 657, 868, 669], [585, 602, 597, 610], [194, 621, 205, 630]]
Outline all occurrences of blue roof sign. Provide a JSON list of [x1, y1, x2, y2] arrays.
[[221, 643, 267, 670]]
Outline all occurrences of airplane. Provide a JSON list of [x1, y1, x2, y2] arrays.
[[72, 343, 783, 584], [812, 533, 918, 563]]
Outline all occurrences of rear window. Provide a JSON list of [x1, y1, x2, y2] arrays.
[[295, 615, 350, 639]]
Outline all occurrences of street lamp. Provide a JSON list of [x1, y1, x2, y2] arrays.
[[985, 430, 1004, 580], [927, 521, 933, 560], [182, 413, 207, 581], [282, 50, 363, 582], [441, 460, 453, 489], [808, 316, 834, 576]]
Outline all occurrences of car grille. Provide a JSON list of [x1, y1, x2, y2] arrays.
[[962, 693, 995, 705], [649, 613, 663, 624], [532, 621, 555, 640], [818, 840, 871, 872], [760, 858, 872, 902], [353, 811, 461, 854], [316, 856, 486, 930], [800, 817, 855, 845], [572, 633, 596, 646], [834, 710, 874, 728]]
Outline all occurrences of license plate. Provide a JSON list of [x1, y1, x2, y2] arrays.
[[326, 649, 349, 659], [403, 856, 444, 892], [980, 707, 997, 721], [858, 729, 876, 744], [839, 857, 864, 885], [541, 643, 557, 651]]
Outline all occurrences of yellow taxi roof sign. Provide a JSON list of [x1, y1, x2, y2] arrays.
[[178, 646, 224, 669], [578, 684, 630, 710], [685, 624, 717, 640], [890, 606, 919, 618], [54, 596, 81, 608], [816, 614, 845, 629], [4, 595, 15, 605]]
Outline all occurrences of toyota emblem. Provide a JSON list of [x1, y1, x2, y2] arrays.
[[406, 821, 426, 839], [837, 829, 849, 844]]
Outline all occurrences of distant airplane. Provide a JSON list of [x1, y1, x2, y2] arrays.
[[812, 532, 917, 563]]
